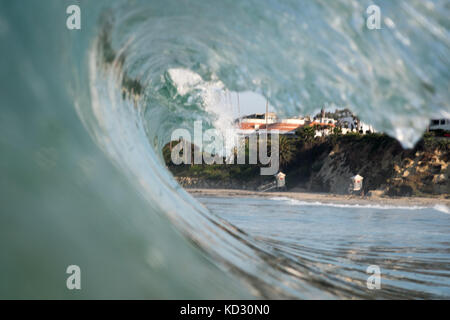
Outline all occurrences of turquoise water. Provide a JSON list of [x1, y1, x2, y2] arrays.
[[198, 196, 450, 298], [0, 0, 449, 299]]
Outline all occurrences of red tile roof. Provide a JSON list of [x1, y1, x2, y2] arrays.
[[266, 123, 303, 132], [237, 121, 303, 133], [309, 122, 336, 127], [237, 119, 335, 133]]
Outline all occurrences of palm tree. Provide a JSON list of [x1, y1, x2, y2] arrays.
[[278, 135, 295, 169], [296, 125, 315, 145]]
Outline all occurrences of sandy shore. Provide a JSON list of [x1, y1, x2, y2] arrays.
[[187, 188, 450, 208]]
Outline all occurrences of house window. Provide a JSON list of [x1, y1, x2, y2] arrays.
[[441, 119, 446, 125], [432, 120, 439, 125]]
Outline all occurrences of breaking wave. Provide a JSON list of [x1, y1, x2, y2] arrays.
[[0, 0, 449, 299]]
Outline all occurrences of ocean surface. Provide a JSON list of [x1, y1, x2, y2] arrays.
[[0, 0, 449, 299], [197, 196, 450, 298]]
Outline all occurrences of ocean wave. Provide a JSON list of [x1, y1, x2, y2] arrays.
[[1, 0, 449, 299], [268, 197, 429, 211], [433, 204, 450, 214]]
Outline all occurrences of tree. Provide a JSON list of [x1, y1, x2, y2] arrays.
[[278, 136, 295, 169], [332, 126, 342, 136], [296, 126, 315, 144]]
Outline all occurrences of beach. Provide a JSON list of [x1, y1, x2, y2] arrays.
[[188, 188, 450, 209]]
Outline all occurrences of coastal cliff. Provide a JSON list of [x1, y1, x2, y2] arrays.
[[300, 134, 449, 197], [165, 133, 449, 198]]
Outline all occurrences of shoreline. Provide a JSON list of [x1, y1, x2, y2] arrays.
[[187, 188, 450, 208]]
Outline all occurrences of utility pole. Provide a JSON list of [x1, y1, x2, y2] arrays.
[[237, 92, 241, 125], [265, 98, 269, 130]]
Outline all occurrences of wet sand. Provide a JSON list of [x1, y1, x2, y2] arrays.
[[187, 188, 450, 208]]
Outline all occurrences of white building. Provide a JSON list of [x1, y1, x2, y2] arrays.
[[429, 118, 450, 132], [236, 114, 308, 136], [338, 117, 375, 134]]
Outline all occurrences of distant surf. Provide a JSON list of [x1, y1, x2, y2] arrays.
[[268, 196, 448, 212]]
